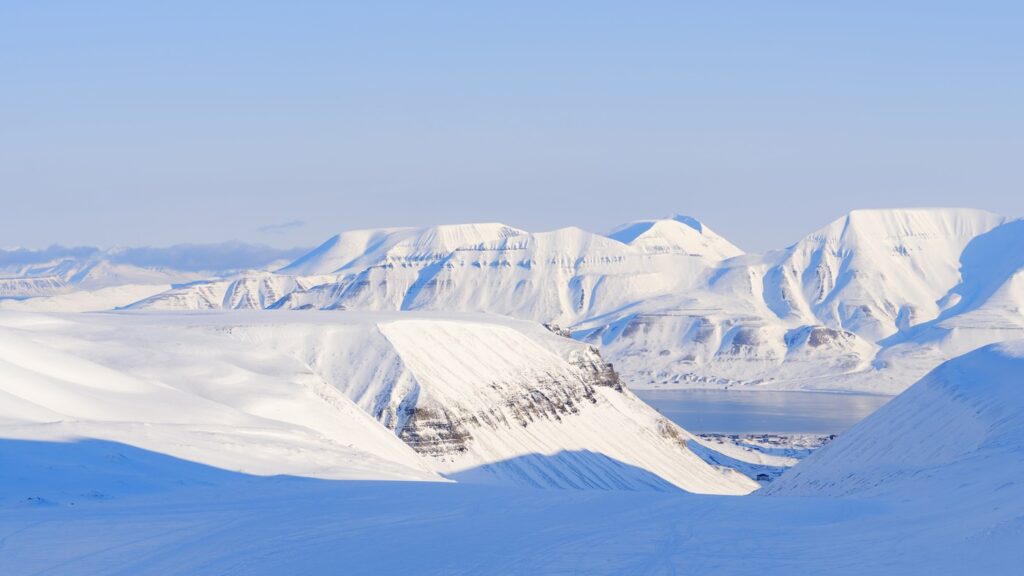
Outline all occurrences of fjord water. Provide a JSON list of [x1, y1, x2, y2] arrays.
[[635, 389, 892, 434]]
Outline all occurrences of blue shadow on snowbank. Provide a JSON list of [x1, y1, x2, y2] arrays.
[[446, 449, 682, 492], [0, 438, 686, 508]]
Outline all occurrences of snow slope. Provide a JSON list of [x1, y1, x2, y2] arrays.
[[584, 208, 1022, 393], [0, 312, 437, 484], [607, 214, 744, 259], [767, 340, 1024, 499], [0, 310, 754, 495], [4, 340, 1023, 574], [219, 313, 756, 493]]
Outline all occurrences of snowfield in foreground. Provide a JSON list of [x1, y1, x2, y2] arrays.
[[2, 339, 1023, 574]]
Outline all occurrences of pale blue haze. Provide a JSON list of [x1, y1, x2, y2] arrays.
[[2, 1, 1021, 250]]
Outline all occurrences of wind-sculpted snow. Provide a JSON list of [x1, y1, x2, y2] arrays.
[[0, 310, 755, 495]]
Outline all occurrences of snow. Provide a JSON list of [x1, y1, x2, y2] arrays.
[[0, 311, 437, 483], [3, 209, 1023, 573], [0, 309, 753, 495], [277, 223, 527, 276], [114, 208, 1024, 396], [767, 340, 1024, 498], [607, 214, 745, 260], [2, 342, 1023, 574], [0, 284, 171, 312]]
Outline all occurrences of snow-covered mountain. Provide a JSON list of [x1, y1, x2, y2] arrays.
[[132, 218, 736, 326], [0, 310, 755, 494], [39, 208, 1024, 394], [606, 214, 744, 259], [587, 208, 1021, 392], [0, 243, 307, 310]]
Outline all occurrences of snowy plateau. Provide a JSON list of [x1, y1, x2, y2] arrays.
[[1, 207, 1023, 575]]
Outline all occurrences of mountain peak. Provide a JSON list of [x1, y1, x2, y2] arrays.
[[606, 215, 743, 260], [669, 214, 704, 233], [814, 208, 1007, 243]]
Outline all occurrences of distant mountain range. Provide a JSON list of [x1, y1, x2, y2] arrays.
[[6, 208, 1023, 394]]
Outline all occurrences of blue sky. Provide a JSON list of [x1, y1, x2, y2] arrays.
[[2, 1, 1021, 251]]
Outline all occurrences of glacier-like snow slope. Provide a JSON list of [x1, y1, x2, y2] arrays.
[[87, 209, 1024, 393], [3, 342, 1022, 575], [0, 310, 754, 494]]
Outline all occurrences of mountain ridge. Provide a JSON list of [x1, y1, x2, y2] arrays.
[[11, 207, 1023, 395]]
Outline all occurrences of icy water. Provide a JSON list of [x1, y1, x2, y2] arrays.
[[634, 389, 892, 434]]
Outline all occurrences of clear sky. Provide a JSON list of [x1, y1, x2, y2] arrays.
[[2, 1, 1022, 252]]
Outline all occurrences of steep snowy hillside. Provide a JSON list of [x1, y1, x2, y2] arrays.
[[756, 208, 1007, 340], [0, 310, 754, 494], [223, 313, 756, 493], [767, 340, 1024, 498], [584, 209, 1023, 393]]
